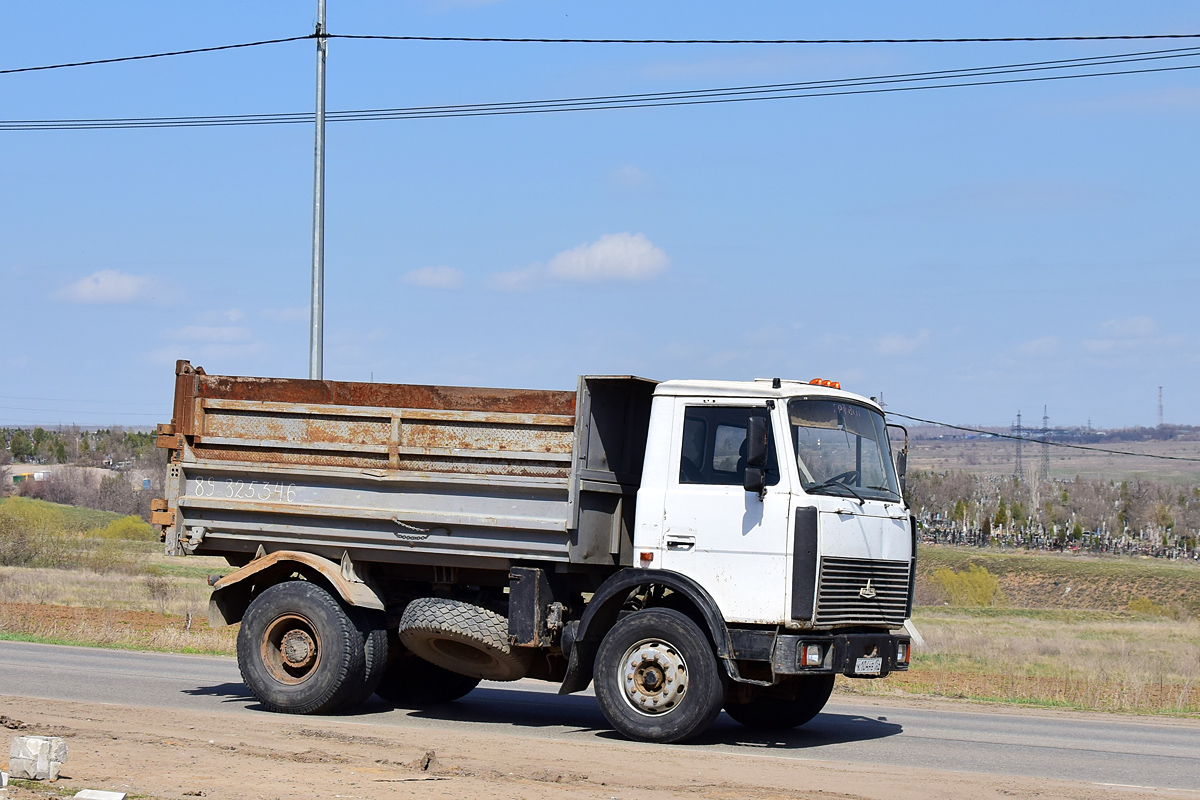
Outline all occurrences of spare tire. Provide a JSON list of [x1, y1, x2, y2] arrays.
[[375, 635, 480, 707], [398, 597, 532, 681]]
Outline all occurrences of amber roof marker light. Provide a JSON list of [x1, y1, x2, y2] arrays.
[[809, 378, 841, 390]]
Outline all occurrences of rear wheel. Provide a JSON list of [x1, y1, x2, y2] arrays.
[[237, 581, 366, 714], [340, 609, 389, 709], [593, 608, 725, 743], [723, 675, 834, 730], [375, 633, 481, 707]]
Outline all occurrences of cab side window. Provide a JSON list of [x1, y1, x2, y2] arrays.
[[679, 406, 779, 486]]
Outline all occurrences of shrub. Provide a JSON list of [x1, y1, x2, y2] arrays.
[[95, 515, 157, 542], [0, 498, 72, 567], [144, 575, 178, 615], [1128, 596, 1171, 618], [931, 563, 1005, 607], [0, 497, 144, 573]]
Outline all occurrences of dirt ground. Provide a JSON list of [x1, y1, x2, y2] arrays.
[[0, 696, 1181, 800]]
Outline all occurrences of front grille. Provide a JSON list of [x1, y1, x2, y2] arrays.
[[813, 556, 910, 628]]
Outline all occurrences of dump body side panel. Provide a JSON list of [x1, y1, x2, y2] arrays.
[[159, 362, 655, 572]]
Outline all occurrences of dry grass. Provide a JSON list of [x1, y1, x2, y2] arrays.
[[0, 601, 236, 655], [0, 497, 236, 655], [841, 608, 1200, 714], [916, 545, 1200, 616], [0, 556, 228, 618]]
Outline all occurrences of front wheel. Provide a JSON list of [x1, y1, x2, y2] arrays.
[[723, 675, 834, 730], [236, 581, 367, 715], [593, 608, 725, 744]]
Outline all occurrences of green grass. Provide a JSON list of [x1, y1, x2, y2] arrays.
[[915, 606, 1128, 621], [0, 495, 125, 532], [1, 496, 158, 573], [919, 543, 1200, 581], [143, 556, 233, 581], [916, 543, 1200, 616], [0, 629, 234, 657]]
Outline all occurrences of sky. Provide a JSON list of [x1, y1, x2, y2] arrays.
[[2, 1, 1198, 430]]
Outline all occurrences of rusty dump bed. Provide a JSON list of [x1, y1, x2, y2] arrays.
[[156, 361, 656, 571]]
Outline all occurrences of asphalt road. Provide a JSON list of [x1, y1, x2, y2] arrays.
[[2, 640, 1197, 792]]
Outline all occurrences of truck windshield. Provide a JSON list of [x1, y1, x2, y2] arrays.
[[788, 399, 900, 501]]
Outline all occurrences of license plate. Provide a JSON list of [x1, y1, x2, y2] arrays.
[[854, 656, 882, 675]]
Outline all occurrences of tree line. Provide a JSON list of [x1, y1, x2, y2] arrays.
[[908, 470, 1200, 559], [1, 426, 156, 468], [1, 426, 165, 520]]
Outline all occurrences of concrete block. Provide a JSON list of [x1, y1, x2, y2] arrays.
[[8, 735, 67, 781], [75, 791, 127, 800]]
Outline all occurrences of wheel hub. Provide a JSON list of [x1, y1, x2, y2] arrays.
[[280, 629, 316, 668], [620, 639, 688, 716], [261, 613, 322, 685]]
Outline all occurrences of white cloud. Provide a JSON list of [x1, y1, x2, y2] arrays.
[[58, 270, 149, 303], [1016, 336, 1060, 357], [612, 165, 648, 187], [489, 264, 542, 291], [547, 233, 669, 282], [403, 265, 464, 289], [877, 329, 931, 356], [491, 233, 669, 290], [1099, 316, 1157, 339], [1084, 316, 1161, 355]]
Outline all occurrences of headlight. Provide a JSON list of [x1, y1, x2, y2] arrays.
[[801, 644, 823, 667]]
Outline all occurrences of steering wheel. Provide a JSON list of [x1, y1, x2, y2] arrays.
[[828, 469, 859, 486]]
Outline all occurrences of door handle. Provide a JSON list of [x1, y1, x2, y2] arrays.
[[665, 536, 696, 551]]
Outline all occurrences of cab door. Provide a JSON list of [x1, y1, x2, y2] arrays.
[[659, 401, 791, 624]]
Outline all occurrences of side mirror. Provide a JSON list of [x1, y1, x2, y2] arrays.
[[744, 415, 769, 498], [887, 423, 909, 496], [746, 415, 768, 468], [743, 466, 767, 496]]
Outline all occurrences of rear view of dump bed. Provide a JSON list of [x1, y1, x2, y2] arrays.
[[155, 360, 656, 571]]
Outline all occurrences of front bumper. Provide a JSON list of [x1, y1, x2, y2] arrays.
[[770, 631, 910, 678]]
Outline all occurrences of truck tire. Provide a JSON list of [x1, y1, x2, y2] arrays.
[[398, 597, 532, 681], [237, 580, 367, 715], [723, 675, 835, 730], [339, 609, 389, 709], [593, 608, 725, 744], [375, 635, 481, 707]]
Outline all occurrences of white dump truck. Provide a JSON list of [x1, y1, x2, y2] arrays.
[[154, 360, 914, 743]]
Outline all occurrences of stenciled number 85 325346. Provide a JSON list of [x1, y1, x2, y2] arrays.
[[190, 477, 297, 502]]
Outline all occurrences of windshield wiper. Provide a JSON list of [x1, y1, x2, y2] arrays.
[[806, 478, 866, 505], [866, 485, 903, 500]]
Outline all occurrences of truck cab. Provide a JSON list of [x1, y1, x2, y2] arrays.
[[635, 378, 913, 630]]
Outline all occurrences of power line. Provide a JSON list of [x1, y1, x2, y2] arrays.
[[5, 45, 1200, 131], [0, 395, 159, 407], [0, 406, 160, 417], [331, 33, 1200, 45], [0, 35, 314, 76], [888, 412, 1200, 463], [5, 30, 1200, 79]]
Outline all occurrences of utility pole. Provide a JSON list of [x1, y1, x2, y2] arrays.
[[1013, 410, 1023, 480], [1158, 386, 1164, 427], [1040, 405, 1049, 482], [308, 0, 328, 380]]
